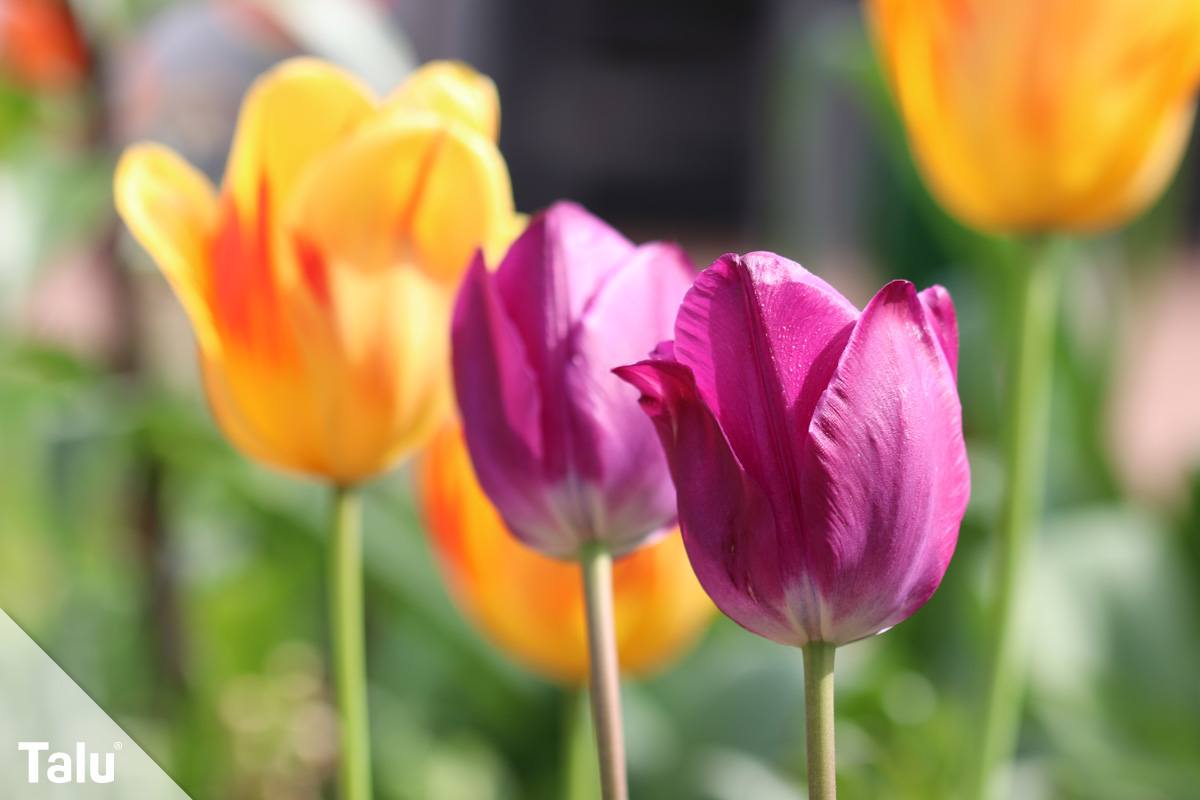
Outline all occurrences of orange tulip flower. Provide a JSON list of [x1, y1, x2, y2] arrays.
[[869, 0, 1200, 233], [420, 425, 715, 684], [115, 58, 518, 483]]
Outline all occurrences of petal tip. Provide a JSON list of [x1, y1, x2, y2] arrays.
[[612, 361, 659, 396], [539, 200, 618, 241], [254, 56, 374, 96], [917, 283, 959, 377], [613, 358, 697, 420], [452, 250, 493, 317], [876, 278, 919, 303]]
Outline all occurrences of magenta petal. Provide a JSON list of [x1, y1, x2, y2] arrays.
[[451, 255, 563, 554], [671, 252, 858, 586], [614, 359, 804, 644], [493, 201, 636, 481], [918, 284, 960, 379], [569, 242, 694, 551], [801, 280, 970, 644]]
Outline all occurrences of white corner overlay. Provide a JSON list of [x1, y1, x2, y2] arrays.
[[0, 610, 193, 798]]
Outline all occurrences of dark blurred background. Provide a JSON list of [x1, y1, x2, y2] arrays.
[[2, 1, 1199, 798]]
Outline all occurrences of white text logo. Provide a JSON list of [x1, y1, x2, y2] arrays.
[[17, 741, 121, 784]]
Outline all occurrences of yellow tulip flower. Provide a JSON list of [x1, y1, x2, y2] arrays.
[[869, 0, 1200, 233], [115, 58, 517, 483], [420, 425, 715, 684]]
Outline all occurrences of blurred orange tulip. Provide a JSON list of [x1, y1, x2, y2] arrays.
[[420, 425, 715, 684], [869, 0, 1200, 233], [115, 59, 518, 483], [0, 0, 88, 89]]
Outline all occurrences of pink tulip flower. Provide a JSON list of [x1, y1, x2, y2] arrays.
[[615, 252, 970, 646], [451, 201, 695, 559]]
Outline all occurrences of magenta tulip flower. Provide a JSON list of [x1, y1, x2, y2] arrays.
[[615, 251, 969, 799], [451, 201, 696, 800], [452, 201, 694, 560], [615, 251, 969, 645]]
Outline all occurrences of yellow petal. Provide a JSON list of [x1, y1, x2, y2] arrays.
[[114, 144, 219, 352], [284, 258, 454, 481], [196, 261, 451, 484], [1064, 101, 1197, 229], [224, 57, 376, 227], [382, 60, 500, 141], [410, 123, 517, 281], [200, 347, 317, 475], [285, 113, 515, 285], [484, 212, 529, 267]]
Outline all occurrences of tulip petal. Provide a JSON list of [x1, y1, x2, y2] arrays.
[[492, 203, 636, 480], [285, 257, 454, 480], [206, 253, 454, 485], [200, 347, 318, 475], [285, 114, 514, 286], [409, 121, 516, 281], [671, 252, 857, 590], [567, 242, 694, 549], [114, 144, 219, 353], [224, 58, 375, 228], [452, 255, 579, 554], [382, 60, 500, 141], [1053, 3, 1200, 229], [1067, 101, 1197, 229], [918, 284, 959, 378], [801, 280, 970, 644], [616, 358, 805, 644]]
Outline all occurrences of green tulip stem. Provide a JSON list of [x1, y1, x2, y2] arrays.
[[803, 641, 837, 800], [968, 239, 1061, 800], [564, 689, 602, 800], [330, 485, 372, 800], [580, 543, 628, 800]]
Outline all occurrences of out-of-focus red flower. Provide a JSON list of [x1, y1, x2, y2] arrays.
[[0, 0, 89, 90]]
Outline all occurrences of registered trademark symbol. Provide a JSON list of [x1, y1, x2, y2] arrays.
[[113, 742, 123, 751]]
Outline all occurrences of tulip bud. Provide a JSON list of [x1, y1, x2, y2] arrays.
[[451, 202, 695, 559], [869, 0, 1200, 233], [616, 252, 970, 646]]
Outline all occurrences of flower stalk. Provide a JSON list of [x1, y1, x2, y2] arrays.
[[580, 543, 628, 800], [967, 240, 1061, 800], [803, 642, 837, 800], [564, 689, 602, 800], [330, 485, 372, 800]]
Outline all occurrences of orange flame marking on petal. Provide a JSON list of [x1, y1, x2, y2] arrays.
[[293, 233, 331, 308], [396, 130, 447, 269], [210, 176, 283, 357]]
